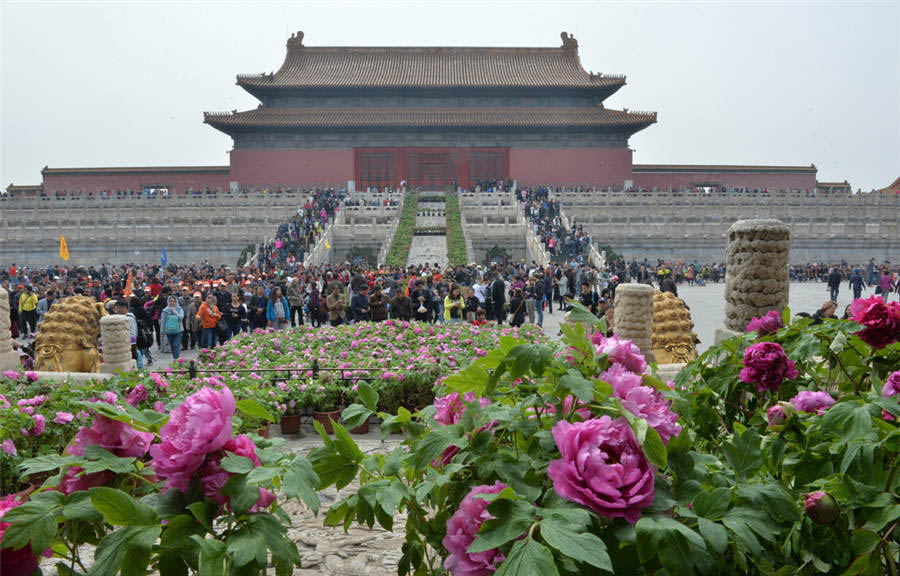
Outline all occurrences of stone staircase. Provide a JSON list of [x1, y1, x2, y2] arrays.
[[407, 191, 448, 268]]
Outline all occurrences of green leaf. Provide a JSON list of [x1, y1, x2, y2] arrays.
[[495, 537, 560, 576], [357, 382, 379, 412], [863, 503, 900, 531], [469, 499, 537, 554], [226, 525, 267, 568], [309, 450, 358, 490], [246, 466, 279, 485], [829, 331, 848, 354], [283, 457, 321, 515], [504, 343, 554, 380], [735, 484, 799, 523], [332, 420, 365, 462], [89, 525, 161, 576], [559, 371, 595, 403], [186, 501, 214, 533], [722, 507, 777, 556], [219, 453, 255, 474], [698, 518, 728, 555], [0, 495, 61, 556], [850, 529, 881, 556], [409, 425, 463, 470], [722, 427, 762, 480], [636, 515, 702, 576], [81, 445, 137, 475], [540, 518, 612, 571], [62, 492, 103, 522], [642, 426, 668, 468], [191, 536, 226, 576], [223, 475, 263, 515], [341, 403, 372, 430], [245, 515, 302, 569], [90, 487, 158, 526], [693, 487, 731, 520], [822, 399, 878, 441], [235, 398, 274, 422], [18, 454, 77, 478], [564, 299, 605, 329]]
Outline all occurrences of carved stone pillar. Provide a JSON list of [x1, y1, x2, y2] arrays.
[[99, 314, 135, 373], [0, 288, 20, 370], [613, 283, 655, 364], [723, 218, 790, 333]]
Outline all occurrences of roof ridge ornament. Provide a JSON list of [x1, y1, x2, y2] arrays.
[[560, 31, 578, 53], [287, 31, 304, 51]]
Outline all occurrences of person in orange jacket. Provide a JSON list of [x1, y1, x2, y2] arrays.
[[196, 294, 222, 349]]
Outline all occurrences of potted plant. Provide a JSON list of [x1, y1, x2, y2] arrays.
[[276, 380, 304, 435], [309, 383, 344, 434]]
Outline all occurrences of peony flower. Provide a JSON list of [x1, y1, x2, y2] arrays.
[[24, 371, 39, 383], [849, 295, 900, 349], [126, 384, 148, 407], [739, 342, 798, 392], [199, 435, 274, 511], [789, 391, 835, 415], [804, 491, 838, 525], [746, 310, 784, 335], [442, 482, 508, 576], [1, 494, 51, 574], [53, 412, 75, 424], [58, 467, 112, 495], [69, 415, 154, 458], [547, 416, 654, 522], [593, 334, 648, 374], [766, 404, 787, 426], [1, 370, 19, 380], [882, 370, 900, 399], [433, 392, 490, 426], [600, 364, 681, 444], [23, 414, 46, 437], [1, 439, 16, 456]]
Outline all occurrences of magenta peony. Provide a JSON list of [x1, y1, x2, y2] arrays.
[[22, 414, 45, 437], [53, 412, 75, 425], [149, 442, 205, 493], [746, 310, 784, 335], [849, 295, 900, 349], [593, 334, 648, 374], [789, 391, 835, 415], [69, 415, 154, 458], [1, 439, 16, 456], [739, 342, 798, 392], [600, 363, 681, 444], [547, 416, 654, 522], [804, 491, 838, 524], [442, 482, 508, 576], [58, 467, 113, 495], [883, 370, 900, 399], [126, 384, 148, 407], [434, 392, 490, 426]]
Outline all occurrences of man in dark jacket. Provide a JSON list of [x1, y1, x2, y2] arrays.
[[390, 290, 411, 321], [827, 268, 842, 302], [660, 273, 678, 297], [350, 285, 371, 323], [848, 269, 866, 300], [491, 272, 506, 325]]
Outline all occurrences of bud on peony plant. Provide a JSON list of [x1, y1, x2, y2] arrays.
[[804, 491, 839, 525], [766, 402, 795, 426]]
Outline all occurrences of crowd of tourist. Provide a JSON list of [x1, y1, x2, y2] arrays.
[[519, 186, 591, 261]]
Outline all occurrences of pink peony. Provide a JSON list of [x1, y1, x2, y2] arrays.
[[1, 494, 50, 574], [849, 295, 900, 349], [766, 404, 787, 426], [23, 414, 46, 437], [58, 467, 113, 495], [600, 364, 681, 444], [739, 342, 798, 392], [883, 370, 900, 399], [593, 334, 648, 374], [746, 310, 784, 335], [53, 412, 75, 424], [24, 371, 39, 383], [442, 482, 508, 576], [804, 491, 838, 525], [547, 416, 654, 523], [1, 370, 19, 380], [434, 392, 490, 426], [789, 391, 835, 415], [126, 384, 148, 407], [1, 439, 16, 456], [69, 415, 154, 458]]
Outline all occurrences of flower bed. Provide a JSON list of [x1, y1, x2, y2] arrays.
[[444, 192, 468, 266], [385, 193, 418, 267]]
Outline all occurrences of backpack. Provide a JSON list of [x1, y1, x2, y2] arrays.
[[165, 312, 181, 335], [136, 318, 154, 349]]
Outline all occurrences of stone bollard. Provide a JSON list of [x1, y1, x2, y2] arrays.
[[0, 287, 19, 370], [613, 283, 656, 364], [99, 314, 136, 373], [723, 219, 790, 335]]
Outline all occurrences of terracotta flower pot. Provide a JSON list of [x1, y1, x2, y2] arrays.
[[313, 409, 341, 434], [256, 426, 270, 438], [280, 413, 301, 435]]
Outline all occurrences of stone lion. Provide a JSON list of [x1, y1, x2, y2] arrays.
[[34, 295, 107, 373]]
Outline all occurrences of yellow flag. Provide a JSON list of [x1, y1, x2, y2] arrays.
[[59, 235, 70, 261], [325, 240, 331, 249]]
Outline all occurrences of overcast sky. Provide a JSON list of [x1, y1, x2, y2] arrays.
[[2, 1, 898, 191]]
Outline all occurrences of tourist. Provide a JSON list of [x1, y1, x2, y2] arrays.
[[443, 284, 465, 324], [183, 292, 202, 349], [472, 309, 488, 326], [579, 281, 599, 315], [36, 288, 57, 325], [18, 285, 38, 337], [491, 272, 506, 325], [225, 292, 245, 339], [160, 295, 185, 360], [848, 269, 866, 300], [412, 280, 432, 323], [249, 285, 269, 331], [827, 267, 842, 302], [390, 289, 411, 321], [326, 285, 345, 326], [287, 276, 305, 327], [369, 284, 388, 322], [464, 287, 480, 323], [811, 300, 838, 325], [131, 296, 154, 367], [307, 285, 322, 327], [196, 294, 222, 349], [267, 286, 290, 330], [509, 288, 526, 327]]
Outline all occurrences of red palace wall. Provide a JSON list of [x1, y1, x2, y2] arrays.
[[42, 170, 231, 194], [510, 148, 633, 187], [631, 170, 817, 191], [230, 149, 354, 188]]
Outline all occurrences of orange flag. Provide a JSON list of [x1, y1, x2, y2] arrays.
[[124, 270, 134, 297], [59, 235, 70, 261]]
